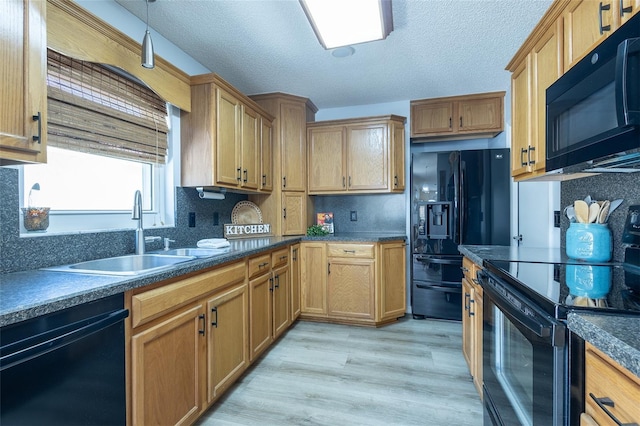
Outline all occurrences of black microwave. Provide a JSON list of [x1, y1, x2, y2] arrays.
[[546, 12, 640, 174]]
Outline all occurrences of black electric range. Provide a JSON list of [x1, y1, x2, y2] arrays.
[[482, 255, 640, 320]]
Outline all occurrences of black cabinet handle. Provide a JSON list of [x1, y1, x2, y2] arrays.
[[237, 168, 242, 182], [328, 263, 331, 274], [348, 176, 352, 187], [460, 116, 463, 128], [520, 148, 528, 167], [394, 176, 398, 187], [464, 292, 470, 311], [528, 145, 536, 165], [243, 169, 248, 183], [274, 274, 280, 289], [469, 299, 475, 317], [282, 176, 287, 188], [32, 113, 42, 143], [292, 248, 298, 261], [589, 393, 638, 426], [620, 0, 633, 16], [262, 174, 267, 186], [283, 208, 287, 219], [198, 314, 206, 335], [599, 2, 612, 34], [343, 176, 346, 188], [211, 307, 218, 328], [269, 277, 274, 292], [449, 117, 452, 128]]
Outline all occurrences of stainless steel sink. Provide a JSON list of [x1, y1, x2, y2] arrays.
[[43, 254, 196, 276], [156, 247, 231, 258]]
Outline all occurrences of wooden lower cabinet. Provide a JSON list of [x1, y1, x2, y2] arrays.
[[583, 343, 640, 425], [290, 244, 301, 320], [129, 260, 248, 426], [300, 240, 406, 326], [327, 257, 375, 320], [273, 265, 290, 338], [131, 304, 205, 426], [206, 283, 248, 404], [462, 256, 483, 398]]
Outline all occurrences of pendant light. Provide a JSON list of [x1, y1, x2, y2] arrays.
[[141, 0, 156, 69]]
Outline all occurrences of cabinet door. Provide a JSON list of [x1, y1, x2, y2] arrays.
[[531, 21, 562, 174], [0, 0, 47, 164], [290, 244, 301, 320], [280, 101, 306, 191], [410, 101, 454, 136], [282, 191, 307, 235], [379, 242, 406, 321], [308, 125, 346, 193], [272, 265, 290, 339], [472, 285, 483, 397], [206, 283, 248, 404], [564, 0, 616, 71], [510, 56, 532, 178], [620, 0, 640, 24], [260, 117, 273, 191], [327, 258, 375, 320], [216, 87, 241, 186], [391, 121, 405, 191], [240, 105, 260, 189], [462, 278, 474, 371], [346, 123, 389, 191], [131, 304, 205, 426], [249, 272, 272, 361], [300, 243, 327, 315], [457, 97, 502, 134]]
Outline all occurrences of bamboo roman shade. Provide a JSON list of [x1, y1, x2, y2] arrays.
[[46, 49, 169, 163]]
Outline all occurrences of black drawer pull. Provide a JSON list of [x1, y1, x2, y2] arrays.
[[589, 393, 638, 426]]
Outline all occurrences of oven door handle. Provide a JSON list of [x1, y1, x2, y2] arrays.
[[415, 256, 462, 266], [484, 280, 559, 343]]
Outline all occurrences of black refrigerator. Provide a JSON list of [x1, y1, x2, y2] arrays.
[[410, 149, 510, 320]]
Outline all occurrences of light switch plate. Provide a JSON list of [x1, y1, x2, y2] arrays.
[[350, 211, 357, 221]]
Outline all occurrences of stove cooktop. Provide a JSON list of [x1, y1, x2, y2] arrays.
[[483, 259, 640, 319]]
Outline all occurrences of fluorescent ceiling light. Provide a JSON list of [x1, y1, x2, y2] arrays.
[[300, 0, 393, 49]]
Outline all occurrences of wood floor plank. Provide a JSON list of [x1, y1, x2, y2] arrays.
[[196, 318, 483, 426]]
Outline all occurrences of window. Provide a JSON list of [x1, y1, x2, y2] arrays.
[[20, 51, 176, 235]]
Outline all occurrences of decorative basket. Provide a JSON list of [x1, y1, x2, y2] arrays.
[[22, 207, 50, 231]]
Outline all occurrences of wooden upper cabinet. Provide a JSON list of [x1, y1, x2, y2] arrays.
[[281, 191, 307, 235], [240, 105, 260, 190], [563, 0, 616, 70], [307, 115, 405, 195], [181, 74, 274, 193], [620, 0, 640, 24], [280, 101, 307, 192], [307, 125, 346, 192], [391, 120, 406, 191], [260, 117, 273, 191], [410, 92, 504, 141], [0, 0, 47, 165], [410, 101, 454, 135]]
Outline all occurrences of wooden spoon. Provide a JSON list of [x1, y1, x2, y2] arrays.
[[588, 202, 600, 223], [574, 200, 589, 223], [597, 200, 610, 224]]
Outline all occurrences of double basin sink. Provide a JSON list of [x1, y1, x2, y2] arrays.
[[44, 248, 230, 276]]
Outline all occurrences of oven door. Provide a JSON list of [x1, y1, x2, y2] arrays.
[[482, 276, 567, 426]]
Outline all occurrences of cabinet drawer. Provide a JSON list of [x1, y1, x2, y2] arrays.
[[585, 343, 640, 426], [327, 243, 375, 259], [248, 254, 271, 278], [462, 257, 481, 284], [131, 261, 246, 328], [271, 248, 289, 268]]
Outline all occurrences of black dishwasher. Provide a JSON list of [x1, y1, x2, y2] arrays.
[[1, 294, 129, 425]]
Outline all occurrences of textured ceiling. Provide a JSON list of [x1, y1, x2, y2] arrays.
[[114, 0, 553, 109]]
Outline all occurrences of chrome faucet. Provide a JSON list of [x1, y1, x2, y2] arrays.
[[132, 190, 145, 255]]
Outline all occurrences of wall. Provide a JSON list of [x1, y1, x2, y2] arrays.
[[561, 173, 640, 263]]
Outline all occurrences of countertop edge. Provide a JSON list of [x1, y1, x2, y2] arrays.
[[567, 312, 640, 378], [1, 234, 406, 327]]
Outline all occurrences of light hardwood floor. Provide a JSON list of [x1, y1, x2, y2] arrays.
[[197, 318, 483, 426]]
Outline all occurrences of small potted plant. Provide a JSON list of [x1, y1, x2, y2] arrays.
[[22, 183, 50, 232]]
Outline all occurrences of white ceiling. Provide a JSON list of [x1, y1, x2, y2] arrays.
[[114, 0, 553, 110]]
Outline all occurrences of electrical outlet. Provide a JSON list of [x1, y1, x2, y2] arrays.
[[188, 212, 196, 227], [554, 210, 561, 228], [350, 211, 357, 221], [213, 212, 219, 226]]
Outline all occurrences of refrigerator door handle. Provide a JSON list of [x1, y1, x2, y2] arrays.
[[459, 163, 465, 245]]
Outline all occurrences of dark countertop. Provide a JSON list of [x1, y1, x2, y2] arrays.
[[568, 313, 640, 378], [458, 244, 563, 266], [458, 244, 639, 379], [0, 233, 406, 327]]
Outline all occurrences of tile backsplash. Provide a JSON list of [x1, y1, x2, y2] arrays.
[[312, 193, 406, 233], [0, 168, 246, 273], [561, 173, 640, 262]]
